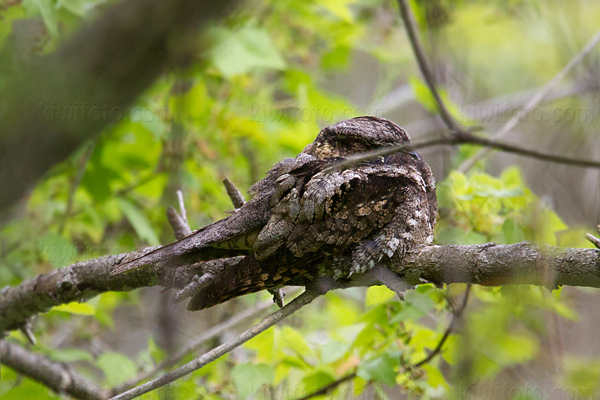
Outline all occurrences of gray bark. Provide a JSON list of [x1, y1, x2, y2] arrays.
[[1, 242, 599, 335]]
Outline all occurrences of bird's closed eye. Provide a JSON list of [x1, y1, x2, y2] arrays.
[[408, 151, 421, 160]]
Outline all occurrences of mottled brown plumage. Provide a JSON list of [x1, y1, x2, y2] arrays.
[[113, 117, 437, 310]]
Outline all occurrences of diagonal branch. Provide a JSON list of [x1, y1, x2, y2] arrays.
[[109, 289, 320, 400], [112, 297, 280, 394], [414, 284, 471, 367], [396, 0, 463, 133], [458, 29, 600, 172]]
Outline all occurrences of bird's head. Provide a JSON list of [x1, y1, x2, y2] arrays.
[[304, 116, 411, 158]]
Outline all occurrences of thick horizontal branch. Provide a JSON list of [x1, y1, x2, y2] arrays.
[[394, 243, 600, 289], [0, 248, 163, 334], [1, 242, 599, 336], [0, 340, 109, 400]]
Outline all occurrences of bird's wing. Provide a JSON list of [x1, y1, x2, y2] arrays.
[[111, 155, 320, 275], [253, 162, 424, 262]]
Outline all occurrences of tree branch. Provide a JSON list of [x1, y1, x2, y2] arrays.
[[414, 284, 471, 367], [112, 297, 281, 394], [0, 340, 109, 400], [2, 242, 599, 336], [109, 289, 320, 400], [457, 29, 600, 172], [322, 134, 600, 175], [396, 0, 463, 132], [295, 372, 357, 400]]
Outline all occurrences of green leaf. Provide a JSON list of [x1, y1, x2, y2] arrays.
[[51, 302, 95, 315], [244, 327, 280, 363], [319, 0, 356, 22], [37, 233, 78, 268], [231, 363, 274, 399], [34, 0, 58, 37], [117, 199, 160, 246], [365, 285, 397, 307], [301, 371, 335, 394], [422, 364, 448, 389], [48, 348, 94, 363], [3, 377, 62, 400], [357, 353, 400, 386], [281, 326, 314, 358], [97, 352, 138, 386], [211, 26, 286, 78], [58, 0, 84, 16], [502, 219, 525, 244], [390, 289, 435, 323], [319, 340, 349, 364]]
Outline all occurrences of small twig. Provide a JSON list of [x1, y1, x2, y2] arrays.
[[109, 289, 320, 400], [268, 288, 286, 308], [322, 134, 600, 174], [60, 142, 95, 234], [585, 233, 600, 249], [166, 207, 192, 241], [19, 320, 36, 345], [414, 284, 471, 367], [1, 340, 109, 400], [166, 190, 192, 241], [396, 0, 463, 133], [295, 372, 357, 400], [172, 273, 214, 303], [223, 177, 246, 208], [112, 297, 281, 394], [371, 266, 412, 300], [458, 29, 600, 172], [295, 285, 473, 400], [176, 190, 188, 226]]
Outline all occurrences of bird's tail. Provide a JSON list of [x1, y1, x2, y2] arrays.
[[186, 255, 316, 310], [111, 217, 250, 275]]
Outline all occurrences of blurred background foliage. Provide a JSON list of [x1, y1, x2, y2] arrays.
[[1, 0, 600, 398]]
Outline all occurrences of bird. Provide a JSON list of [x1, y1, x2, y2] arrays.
[[112, 116, 437, 310]]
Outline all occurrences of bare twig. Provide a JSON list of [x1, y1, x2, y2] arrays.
[[176, 190, 188, 226], [586, 233, 600, 249], [19, 321, 36, 345], [396, 0, 463, 133], [322, 134, 600, 174], [414, 284, 471, 367], [166, 207, 192, 241], [112, 297, 281, 394], [60, 142, 96, 234], [0, 340, 109, 400], [172, 272, 214, 303], [295, 372, 357, 400], [223, 177, 246, 208], [109, 289, 320, 400], [295, 285, 473, 400], [457, 30, 600, 172]]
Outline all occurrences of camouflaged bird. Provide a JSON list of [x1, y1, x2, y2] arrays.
[[112, 116, 437, 310]]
